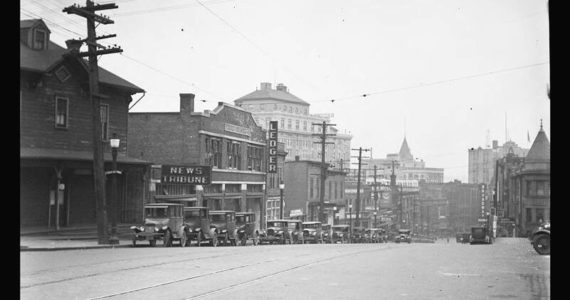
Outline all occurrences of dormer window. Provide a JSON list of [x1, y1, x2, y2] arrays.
[[33, 29, 47, 50]]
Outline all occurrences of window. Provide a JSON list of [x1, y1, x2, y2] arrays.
[[526, 208, 532, 223], [295, 120, 300, 130], [310, 178, 314, 198], [287, 119, 292, 129], [280, 118, 285, 129], [55, 97, 69, 128], [205, 137, 222, 168], [536, 208, 545, 223], [289, 106, 292, 113], [33, 29, 47, 50], [247, 145, 263, 171], [295, 107, 298, 114], [227, 141, 241, 170], [334, 182, 337, 199], [100, 104, 109, 141], [536, 181, 546, 196], [526, 181, 536, 196], [303, 121, 307, 131]]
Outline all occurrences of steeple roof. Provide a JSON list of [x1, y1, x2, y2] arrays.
[[524, 122, 550, 171], [398, 137, 414, 161]]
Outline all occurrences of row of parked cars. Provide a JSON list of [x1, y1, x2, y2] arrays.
[[130, 203, 390, 247]]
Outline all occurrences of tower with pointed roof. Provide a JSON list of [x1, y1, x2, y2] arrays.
[[511, 120, 550, 237], [398, 137, 414, 167]]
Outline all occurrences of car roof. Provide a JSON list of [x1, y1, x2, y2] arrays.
[[184, 206, 208, 210], [332, 225, 349, 228], [302, 221, 321, 224], [209, 210, 235, 214], [236, 212, 255, 215]]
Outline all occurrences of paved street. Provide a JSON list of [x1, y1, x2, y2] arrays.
[[20, 238, 549, 300]]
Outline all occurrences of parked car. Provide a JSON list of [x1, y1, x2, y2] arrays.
[[287, 220, 305, 244], [130, 203, 186, 247], [182, 206, 218, 247], [351, 226, 367, 243], [322, 224, 332, 243], [364, 228, 382, 243], [469, 226, 492, 245], [395, 229, 412, 243], [530, 221, 550, 255], [209, 210, 237, 246], [259, 220, 292, 245], [302, 221, 324, 244], [331, 224, 350, 243], [236, 212, 260, 246]]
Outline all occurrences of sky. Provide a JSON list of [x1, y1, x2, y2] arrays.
[[21, 0, 550, 182]]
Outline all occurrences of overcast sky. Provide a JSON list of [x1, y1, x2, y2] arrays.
[[21, 0, 550, 182]]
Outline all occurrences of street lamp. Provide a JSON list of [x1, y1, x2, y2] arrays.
[[279, 181, 285, 219], [109, 133, 120, 245], [349, 203, 353, 243], [374, 211, 377, 228], [333, 206, 337, 225]]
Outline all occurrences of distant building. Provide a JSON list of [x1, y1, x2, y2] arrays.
[[468, 140, 529, 185], [234, 82, 352, 165]]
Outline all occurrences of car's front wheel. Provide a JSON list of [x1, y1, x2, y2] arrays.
[[533, 234, 550, 255]]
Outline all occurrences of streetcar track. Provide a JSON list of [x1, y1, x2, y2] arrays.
[[87, 246, 393, 299], [21, 247, 277, 289]]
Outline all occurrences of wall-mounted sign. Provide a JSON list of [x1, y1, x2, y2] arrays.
[[161, 165, 211, 185], [267, 121, 278, 173], [225, 123, 251, 137]]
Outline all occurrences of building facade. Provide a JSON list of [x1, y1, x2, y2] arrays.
[[283, 157, 346, 223], [468, 140, 529, 185], [234, 82, 352, 164], [128, 95, 270, 225], [20, 19, 149, 229], [265, 142, 288, 221]]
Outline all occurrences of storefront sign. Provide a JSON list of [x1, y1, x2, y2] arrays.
[[267, 121, 278, 173], [225, 123, 251, 137], [161, 165, 211, 185]]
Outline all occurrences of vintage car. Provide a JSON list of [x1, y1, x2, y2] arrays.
[[236, 212, 260, 246], [302, 221, 324, 244], [287, 220, 305, 244], [331, 224, 350, 243], [322, 224, 332, 243], [364, 228, 382, 243], [259, 220, 292, 245], [209, 210, 237, 246], [351, 226, 367, 243], [182, 206, 218, 247], [130, 203, 186, 247], [529, 221, 550, 255], [395, 229, 412, 243], [469, 226, 492, 245]]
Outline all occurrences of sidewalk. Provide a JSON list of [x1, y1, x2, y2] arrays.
[[20, 224, 134, 252]]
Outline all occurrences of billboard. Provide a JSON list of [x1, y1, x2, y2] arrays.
[[160, 165, 212, 185], [267, 121, 278, 173]]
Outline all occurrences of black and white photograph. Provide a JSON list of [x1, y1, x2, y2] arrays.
[[20, 0, 550, 299]]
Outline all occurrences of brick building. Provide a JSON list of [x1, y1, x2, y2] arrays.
[[128, 95, 270, 225], [20, 19, 149, 229]]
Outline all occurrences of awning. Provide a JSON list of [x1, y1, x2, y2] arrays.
[[21, 147, 152, 165]]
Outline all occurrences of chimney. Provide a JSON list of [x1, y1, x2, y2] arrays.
[[492, 140, 498, 149], [260, 82, 272, 90], [65, 39, 83, 52], [276, 83, 288, 92], [180, 93, 195, 114]]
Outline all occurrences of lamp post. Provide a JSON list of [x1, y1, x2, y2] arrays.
[[374, 211, 377, 228], [333, 206, 337, 225], [279, 181, 285, 219], [109, 133, 120, 244], [349, 203, 353, 243]]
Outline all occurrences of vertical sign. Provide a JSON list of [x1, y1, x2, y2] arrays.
[[268, 121, 278, 173]]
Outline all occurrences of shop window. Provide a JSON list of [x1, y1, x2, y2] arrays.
[[55, 96, 69, 128]]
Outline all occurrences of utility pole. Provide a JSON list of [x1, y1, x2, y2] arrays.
[[351, 147, 370, 227], [63, 1, 122, 245], [373, 165, 378, 213], [312, 121, 336, 223]]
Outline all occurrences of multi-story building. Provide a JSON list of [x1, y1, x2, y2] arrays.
[[20, 19, 150, 228], [468, 140, 529, 185], [128, 95, 271, 225], [361, 137, 444, 185], [493, 148, 525, 237], [266, 142, 288, 221], [443, 182, 489, 234], [234, 82, 352, 164], [511, 124, 550, 237], [283, 157, 346, 223]]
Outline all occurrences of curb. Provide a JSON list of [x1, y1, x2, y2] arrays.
[[20, 244, 132, 252]]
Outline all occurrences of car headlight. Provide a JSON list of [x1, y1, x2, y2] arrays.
[[162, 226, 168, 230], [311, 232, 316, 236], [154, 227, 159, 232], [130, 226, 137, 230], [140, 227, 145, 232], [221, 229, 227, 233], [194, 228, 201, 232]]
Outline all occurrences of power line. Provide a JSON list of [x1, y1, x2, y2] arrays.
[[318, 61, 550, 104]]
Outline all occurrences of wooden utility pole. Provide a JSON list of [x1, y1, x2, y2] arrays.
[[312, 121, 336, 223], [63, 1, 122, 244], [373, 165, 378, 212], [351, 147, 370, 227]]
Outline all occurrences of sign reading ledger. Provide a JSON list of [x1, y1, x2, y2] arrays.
[[267, 121, 278, 173], [161, 165, 211, 185]]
